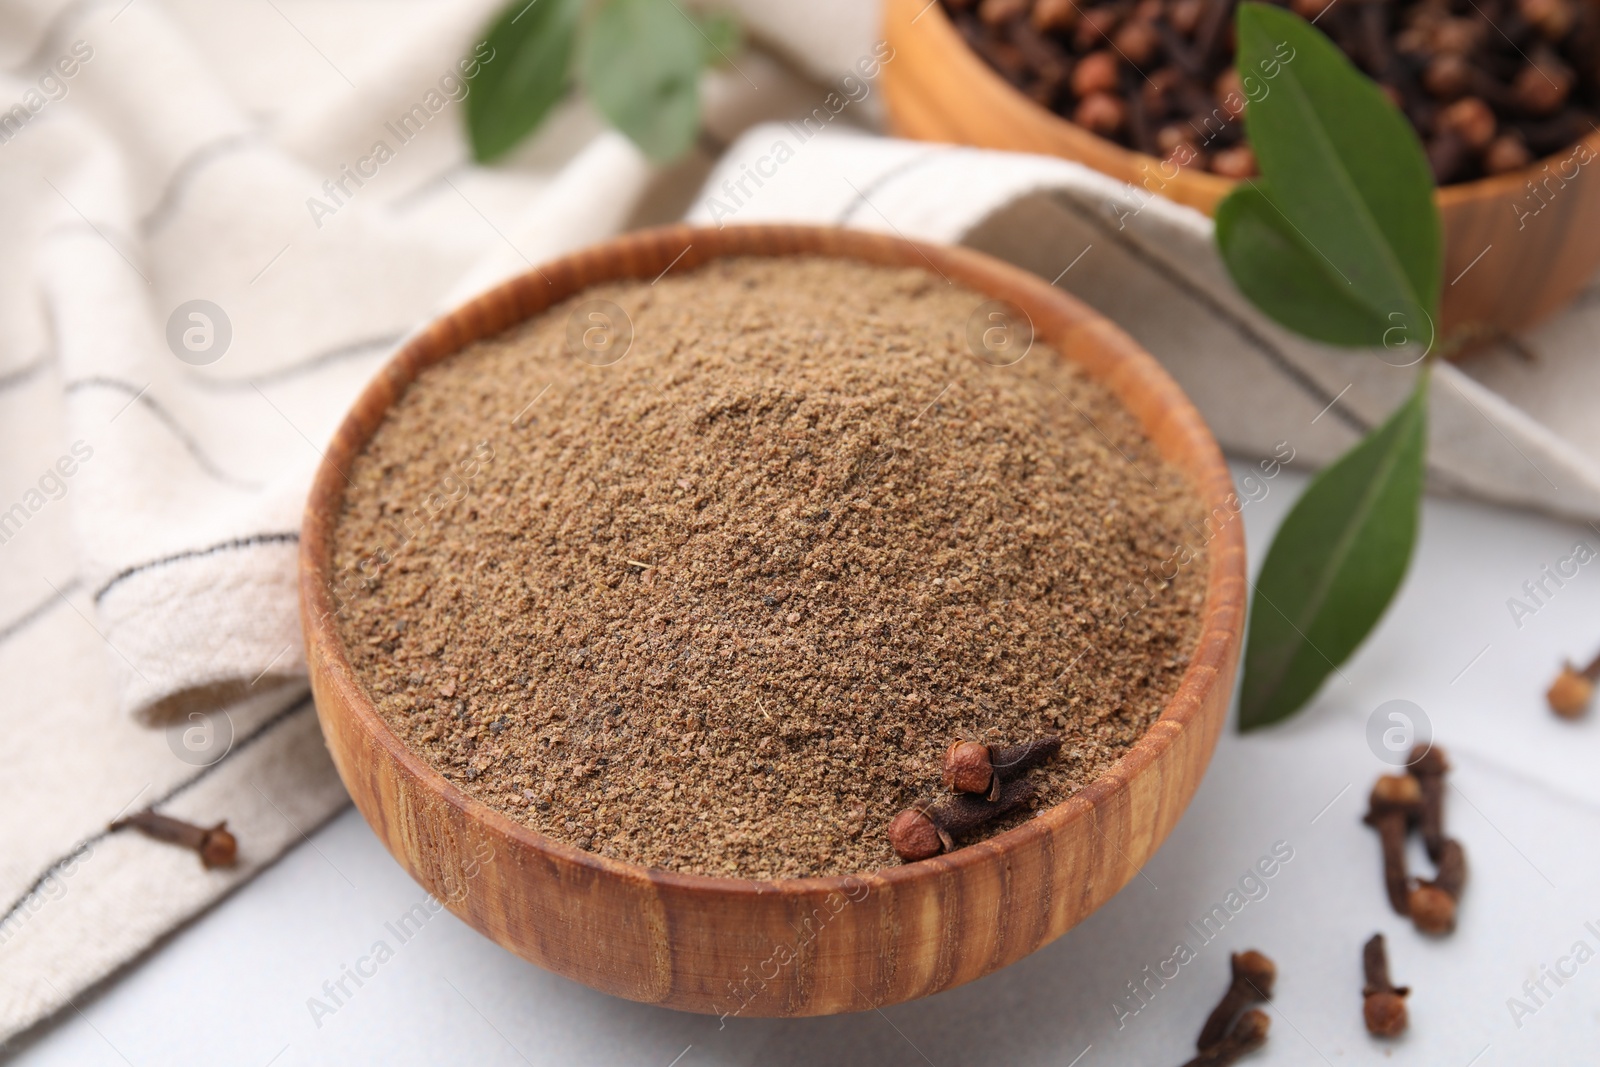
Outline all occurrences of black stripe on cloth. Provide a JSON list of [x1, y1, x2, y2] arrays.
[[0, 692, 319, 939], [184, 332, 404, 391], [0, 355, 50, 394], [833, 148, 955, 227], [826, 152, 1371, 437], [1048, 193, 1372, 436], [63, 377, 264, 490], [94, 531, 299, 603], [140, 132, 261, 236], [0, 578, 82, 648], [15, 0, 108, 71], [1047, 194, 1484, 499]]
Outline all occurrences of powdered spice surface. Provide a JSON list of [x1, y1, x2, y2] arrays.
[[330, 256, 1210, 879]]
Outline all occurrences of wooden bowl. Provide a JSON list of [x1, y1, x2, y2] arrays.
[[881, 0, 1600, 336], [299, 223, 1247, 1016]]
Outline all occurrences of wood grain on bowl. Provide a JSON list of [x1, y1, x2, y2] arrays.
[[299, 224, 1247, 1016], [881, 0, 1600, 336]]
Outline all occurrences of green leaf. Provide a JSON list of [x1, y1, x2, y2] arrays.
[[578, 0, 705, 162], [466, 0, 583, 163], [1217, 184, 1396, 346], [1238, 370, 1430, 730], [696, 10, 741, 67], [1223, 2, 1441, 346]]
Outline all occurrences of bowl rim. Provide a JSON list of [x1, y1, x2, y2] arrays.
[[299, 221, 1245, 902], [897, 0, 1600, 211]]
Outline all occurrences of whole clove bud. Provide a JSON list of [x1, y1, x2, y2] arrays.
[[979, 0, 1029, 27], [1157, 123, 1198, 156], [1408, 744, 1450, 862], [1439, 96, 1498, 150], [1514, 56, 1574, 115], [1211, 145, 1259, 178], [1433, 16, 1485, 55], [1395, 25, 1431, 57], [1113, 19, 1161, 67], [1365, 774, 1423, 915], [1033, 0, 1079, 32], [1198, 951, 1277, 1051], [1518, 0, 1575, 40], [1362, 933, 1410, 1037], [1170, 0, 1205, 35], [1423, 53, 1472, 99], [1548, 662, 1597, 718], [1291, 0, 1335, 19], [1075, 91, 1128, 135], [1182, 1009, 1271, 1066], [1072, 49, 1122, 96], [1409, 837, 1469, 935], [1485, 133, 1533, 174], [888, 778, 1037, 861], [111, 809, 239, 869], [943, 735, 1061, 799], [943, 741, 993, 794], [1213, 68, 1247, 120]]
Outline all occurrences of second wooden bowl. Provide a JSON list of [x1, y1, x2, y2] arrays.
[[881, 0, 1600, 336], [299, 223, 1247, 1016]]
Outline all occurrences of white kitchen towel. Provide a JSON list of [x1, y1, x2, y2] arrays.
[[4, 0, 1599, 1048]]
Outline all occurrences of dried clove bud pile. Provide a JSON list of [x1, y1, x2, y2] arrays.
[[943, 0, 1600, 183], [890, 733, 1062, 861]]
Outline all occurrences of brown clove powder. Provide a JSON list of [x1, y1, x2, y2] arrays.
[[330, 256, 1210, 879]]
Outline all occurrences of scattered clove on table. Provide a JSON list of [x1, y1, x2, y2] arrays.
[[1407, 744, 1449, 862], [1362, 933, 1410, 1037], [1180, 1010, 1270, 1067], [1363, 774, 1423, 916], [1177, 949, 1276, 1066], [110, 809, 238, 869], [1197, 951, 1277, 1051], [1403, 744, 1469, 934], [1409, 837, 1469, 936], [1547, 647, 1600, 718]]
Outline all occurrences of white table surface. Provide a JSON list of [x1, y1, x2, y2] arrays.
[[14, 462, 1600, 1066]]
